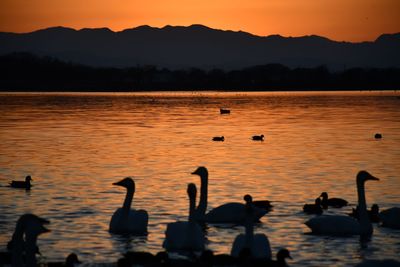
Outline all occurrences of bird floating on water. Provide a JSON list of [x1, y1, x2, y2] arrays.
[[305, 171, 379, 237], [252, 135, 264, 141], [10, 175, 32, 189], [320, 192, 348, 209], [374, 133, 382, 139], [212, 136, 225, 142], [220, 108, 230, 114], [109, 177, 148, 234], [379, 207, 400, 229], [303, 198, 323, 215]]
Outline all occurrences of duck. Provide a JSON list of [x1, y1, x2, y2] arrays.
[[374, 133, 382, 139], [47, 253, 81, 267], [109, 177, 148, 234], [212, 136, 225, 142], [349, 204, 380, 223], [163, 183, 205, 252], [379, 207, 400, 229], [191, 166, 269, 223], [8, 214, 50, 267], [268, 248, 292, 267], [320, 192, 348, 208], [10, 175, 32, 189], [303, 198, 323, 215], [252, 135, 264, 141], [305, 171, 379, 236], [230, 194, 272, 259], [220, 108, 230, 114]]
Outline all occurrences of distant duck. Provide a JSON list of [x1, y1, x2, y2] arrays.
[[379, 207, 400, 229], [9, 214, 50, 267], [230, 195, 272, 259], [320, 192, 348, 208], [349, 204, 380, 223], [47, 253, 81, 267], [191, 166, 269, 223], [109, 177, 148, 234], [252, 135, 264, 141], [212, 136, 225, 142], [374, 133, 382, 139], [10, 175, 32, 189], [163, 183, 205, 252], [303, 198, 323, 215], [268, 248, 292, 267], [305, 171, 379, 236], [220, 108, 231, 114]]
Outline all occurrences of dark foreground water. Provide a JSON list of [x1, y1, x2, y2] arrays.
[[0, 91, 399, 266]]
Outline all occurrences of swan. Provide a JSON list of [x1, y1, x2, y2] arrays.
[[9, 214, 50, 267], [10, 175, 32, 189], [320, 192, 348, 208], [109, 177, 148, 234], [379, 207, 400, 229], [252, 135, 264, 141], [303, 198, 323, 215], [212, 136, 225, 142], [305, 171, 379, 236], [191, 166, 268, 223], [163, 183, 205, 252], [230, 195, 272, 259]]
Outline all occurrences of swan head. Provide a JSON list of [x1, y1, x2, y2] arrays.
[[320, 192, 328, 199], [357, 171, 379, 184], [187, 183, 197, 199], [191, 166, 208, 178], [66, 253, 81, 267], [113, 177, 135, 190], [23, 214, 50, 237], [25, 175, 32, 182], [277, 248, 292, 260]]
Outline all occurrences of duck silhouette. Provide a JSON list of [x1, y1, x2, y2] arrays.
[[10, 175, 32, 189]]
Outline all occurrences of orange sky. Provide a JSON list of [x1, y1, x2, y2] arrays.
[[0, 0, 399, 42]]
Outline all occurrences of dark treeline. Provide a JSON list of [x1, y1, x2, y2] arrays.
[[1, 52, 399, 91]]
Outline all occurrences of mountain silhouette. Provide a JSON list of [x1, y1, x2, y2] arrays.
[[0, 24, 399, 70]]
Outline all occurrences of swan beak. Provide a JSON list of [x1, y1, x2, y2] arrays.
[[113, 180, 124, 186], [368, 174, 379, 181]]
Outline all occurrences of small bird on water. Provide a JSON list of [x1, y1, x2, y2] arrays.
[[10, 175, 33, 189]]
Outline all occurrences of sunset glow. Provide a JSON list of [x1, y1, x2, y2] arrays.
[[0, 0, 399, 41]]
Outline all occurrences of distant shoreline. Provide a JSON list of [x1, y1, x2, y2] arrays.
[[1, 53, 399, 92]]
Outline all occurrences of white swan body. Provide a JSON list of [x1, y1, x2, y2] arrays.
[[305, 171, 379, 236], [192, 166, 267, 223], [109, 177, 148, 234], [380, 207, 400, 229], [230, 195, 272, 259], [163, 183, 205, 252]]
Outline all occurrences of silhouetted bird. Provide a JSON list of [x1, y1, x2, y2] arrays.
[[375, 133, 382, 139], [10, 175, 32, 189], [380, 207, 400, 229], [303, 198, 323, 215], [212, 136, 225, 142], [268, 248, 292, 267], [320, 192, 348, 208], [305, 171, 379, 236], [252, 135, 264, 141], [349, 204, 380, 223], [109, 177, 148, 234], [220, 108, 230, 114]]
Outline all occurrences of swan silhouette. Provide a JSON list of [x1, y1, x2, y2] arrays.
[[305, 171, 379, 236], [379, 207, 400, 229], [163, 183, 205, 252], [10, 175, 32, 189], [320, 192, 348, 208], [9, 214, 50, 267], [191, 166, 268, 223], [109, 177, 148, 234], [230, 195, 272, 259]]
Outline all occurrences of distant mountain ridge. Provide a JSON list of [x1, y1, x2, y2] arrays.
[[0, 24, 399, 70]]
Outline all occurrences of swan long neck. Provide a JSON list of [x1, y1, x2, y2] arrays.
[[357, 179, 372, 234], [197, 173, 208, 215], [122, 186, 134, 214], [189, 191, 196, 222], [25, 233, 39, 267], [11, 222, 25, 267]]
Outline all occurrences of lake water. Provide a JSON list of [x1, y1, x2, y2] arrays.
[[0, 91, 399, 266]]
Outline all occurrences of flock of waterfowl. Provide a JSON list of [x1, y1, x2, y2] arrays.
[[1, 108, 399, 267], [3, 166, 400, 267]]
